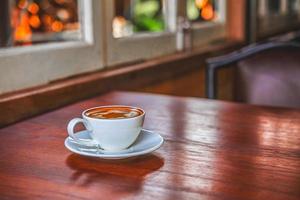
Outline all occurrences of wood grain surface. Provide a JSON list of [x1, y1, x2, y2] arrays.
[[0, 91, 299, 200]]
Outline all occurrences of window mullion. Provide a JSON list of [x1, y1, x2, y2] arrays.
[[296, 0, 300, 13], [280, 0, 288, 15], [258, 0, 268, 17], [217, 0, 226, 23], [0, 1, 12, 47], [163, 0, 177, 32]]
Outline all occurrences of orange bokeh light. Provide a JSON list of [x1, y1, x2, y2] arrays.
[[14, 13, 32, 42], [28, 3, 39, 14], [55, 0, 67, 4], [43, 15, 53, 26], [51, 21, 64, 32], [201, 4, 214, 20], [29, 15, 41, 28], [18, 0, 28, 9]]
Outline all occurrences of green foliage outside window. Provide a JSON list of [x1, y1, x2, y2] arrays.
[[132, 0, 165, 32]]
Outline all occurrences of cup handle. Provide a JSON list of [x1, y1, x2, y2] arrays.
[[67, 118, 97, 147]]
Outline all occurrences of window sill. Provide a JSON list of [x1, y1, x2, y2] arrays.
[[0, 39, 243, 127]]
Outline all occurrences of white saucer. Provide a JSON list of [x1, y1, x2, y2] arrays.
[[64, 129, 164, 159]]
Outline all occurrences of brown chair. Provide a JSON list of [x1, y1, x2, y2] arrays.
[[206, 42, 300, 108]]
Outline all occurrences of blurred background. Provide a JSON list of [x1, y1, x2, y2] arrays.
[[1, 0, 223, 46], [0, 0, 300, 99]]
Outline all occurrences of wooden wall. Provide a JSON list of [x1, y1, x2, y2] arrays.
[[137, 65, 234, 101], [138, 67, 205, 97]]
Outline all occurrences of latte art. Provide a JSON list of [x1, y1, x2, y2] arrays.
[[88, 110, 140, 119], [85, 106, 143, 119]]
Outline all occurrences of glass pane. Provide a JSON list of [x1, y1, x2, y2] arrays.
[[113, 0, 166, 38], [288, 0, 300, 12], [0, 0, 81, 48], [268, 0, 280, 14], [186, 0, 219, 22]]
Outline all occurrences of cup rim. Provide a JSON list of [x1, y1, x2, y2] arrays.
[[82, 105, 145, 121]]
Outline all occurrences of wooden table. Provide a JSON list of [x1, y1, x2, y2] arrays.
[[0, 91, 300, 200]]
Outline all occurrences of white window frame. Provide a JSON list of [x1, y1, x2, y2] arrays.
[[0, 0, 104, 94]]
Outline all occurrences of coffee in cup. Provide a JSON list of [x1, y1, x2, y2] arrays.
[[85, 106, 143, 119]]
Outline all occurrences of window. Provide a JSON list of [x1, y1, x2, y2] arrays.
[[0, 0, 228, 94], [288, 0, 300, 12], [106, 0, 177, 65], [107, 0, 226, 65], [184, 0, 227, 48], [0, 0, 103, 95], [268, 0, 280, 14], [1, 0, 81, 48], [113, 0, 166, 38], [257, 0, 300, 37], [187, 0, 219, 22]]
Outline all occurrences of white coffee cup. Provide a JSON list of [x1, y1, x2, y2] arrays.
[[67, 105, 145, 151]]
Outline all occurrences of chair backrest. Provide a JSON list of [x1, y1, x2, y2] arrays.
[[206, 42, 300, 108]]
